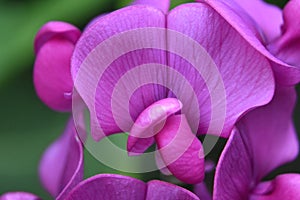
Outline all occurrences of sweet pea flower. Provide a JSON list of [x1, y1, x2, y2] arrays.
[[214, 86, 299, 199], [71, 0, 276, 184], [33, 22, 81, 112], [0, 119, 200, 200]]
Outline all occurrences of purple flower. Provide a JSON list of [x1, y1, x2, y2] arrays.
[[0, 119, 199, 200], [71, 0, 276, 184], [214, 86, 299, 199]]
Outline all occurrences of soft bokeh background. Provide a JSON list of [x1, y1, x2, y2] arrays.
[[0, 0, 298, 199]]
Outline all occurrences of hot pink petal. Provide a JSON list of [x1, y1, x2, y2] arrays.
[[0, 192, 41, 200], [65, 174, 147, 200], [197, 0, 300, 85], [34, 38, 75, 111], [146, 180, 200, 200], [168, 3, 275, 138], [34, 21, 81, 54], [237, 86, 298, 181], [251, 174, 300, 200], [34, 22, 81, 112], [234, 0, 283, 43], [127, 98, 182, 155], [39, 119, 83, 199], [267, 0, 300, 67], [155, 114, 205, 184], [132, 0, 170, 13]]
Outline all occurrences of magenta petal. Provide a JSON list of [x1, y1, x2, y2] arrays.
[[34, 38, 75, 111], [34, 21, 81, 54], [146, 180, 199, 200], [197, 0, 300, 85], [155, 114, 205, 184], [127, 98, 182, 155], [0, 192, 41, 200], [234, 0, 283, 43], [251, 174, 300, 200], [65, 174, 146, 200], [268, 0, 300, 67], [237, 86, 298, 181], [213, 129, 253, 199], [39, 119, 83, 199], [71, 6, 166, 141], [168, 3, 274, 138], [132, 0, 170, 13]]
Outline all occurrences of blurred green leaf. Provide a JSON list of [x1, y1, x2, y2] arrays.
[[0, 0, 112, 86]]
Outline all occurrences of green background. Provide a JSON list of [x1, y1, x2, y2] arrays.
[[0, 0, 297, 199]]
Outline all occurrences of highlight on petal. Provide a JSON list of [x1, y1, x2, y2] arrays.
[[34, 22, 81, 112], [127, 98, 182, 155], [39, 119, 83, 199], [267, 0, 300, 67], [168, 3, 275, 138], [234, 0, 283, 43], [197, 0, 300, 85], [65, 174, 147, 200], [132, 0, 170, 13], [146, 180, 200, 200], [0, 192, 41, 200], [155, 114, 205, 184], [237, 86, 298, 181], [251, 174, 300, 200]]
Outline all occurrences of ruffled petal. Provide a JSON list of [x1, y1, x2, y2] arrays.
[[39, 118, 83, 199], [155, 114, 205, 184], [132, 0, 170, 13], [65, 174, 146, 200], [167, 3, 275, 138], [127, 98, 182, 155], [213, 129, 253, 200], [196, 0, 300, 85], [34, 22, 81, 112], [71, 5, 167, 141], [234, 0, 283, 43], [251, 174, 300, 200], [267, 0, 300, 67], [237, 86, 298, 181], [0, 192, 41, 200], [146, 180, 199, 200]]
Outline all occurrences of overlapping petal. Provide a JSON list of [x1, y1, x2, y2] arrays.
[[214, 86, 299, 199], [34, 22, 81, 112], [234, 0, 283, 43], [236, 86, 298, 181], [251, 174, 300, 200], [39, 118, 83, 200], [168, 3, 274, 137], [65, 174, 199, 200], [155, 115, 205, 184], [197, 0, 300, 85], [267, 0, 300, 67]]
